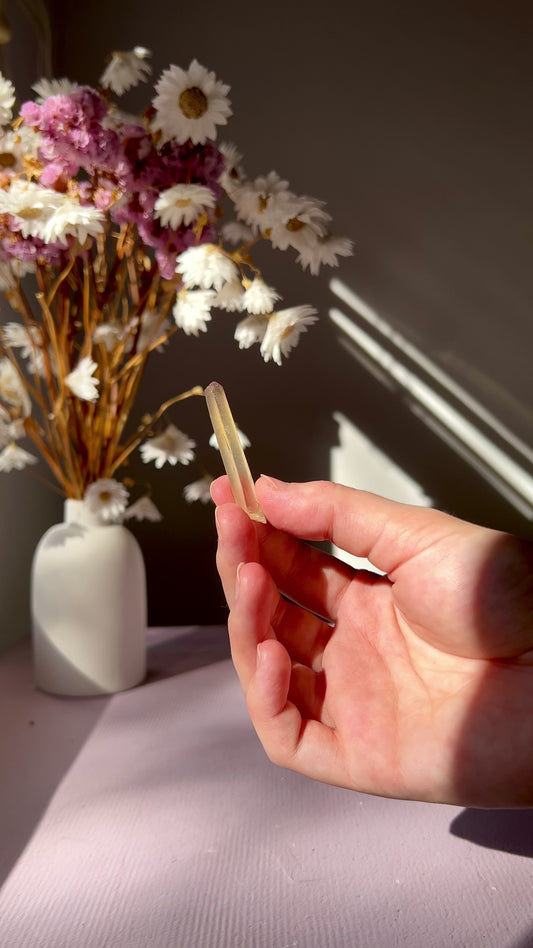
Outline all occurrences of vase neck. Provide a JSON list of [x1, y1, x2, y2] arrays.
[[64, 499, 104, 527]]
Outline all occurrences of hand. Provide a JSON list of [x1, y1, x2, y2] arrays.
[[212, 475, 533, 807]]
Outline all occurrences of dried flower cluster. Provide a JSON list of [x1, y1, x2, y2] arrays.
[[0, 49, 351, 521]]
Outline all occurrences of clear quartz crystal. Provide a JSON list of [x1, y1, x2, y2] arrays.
[[204, 381, 266, 523]]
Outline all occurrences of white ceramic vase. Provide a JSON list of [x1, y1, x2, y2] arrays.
[[31, 499, 147, 696]]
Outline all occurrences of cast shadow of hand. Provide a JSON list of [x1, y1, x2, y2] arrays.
[[450, 808, 533, 859]]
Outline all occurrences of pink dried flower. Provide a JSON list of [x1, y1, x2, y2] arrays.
[[1, 233, 66, 266], [22, 87, 123, 176]]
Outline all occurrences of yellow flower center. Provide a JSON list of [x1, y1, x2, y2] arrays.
[[175, 198, 192, 208], [178, 86, 208, 119], [0, 152, 15, 168], [99, 491, 112, 503], [17, 206, 42, 220], [286, 217, 305, 232]]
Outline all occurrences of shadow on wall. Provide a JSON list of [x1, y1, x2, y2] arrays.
[[0, 476, 60, 652], [326, 278, 533, 538], [323, 336, 533, 538]]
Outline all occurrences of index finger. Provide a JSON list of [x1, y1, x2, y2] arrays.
[[213, 477, 355, 623], [255, 476, 458, 576]]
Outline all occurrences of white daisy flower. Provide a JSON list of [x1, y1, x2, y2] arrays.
[[209, 426, 250, 451], [65, 356, 100, 402], [0, 442, 38, 472], [102, 105, 145, 132], [140, 424, 196, 468], [241, 277, 280, 315], [0, 412, 9, 450], [176, 243, 238, 292], [234, 313, 268, 350], [123, 495, 163, 522], [95, 312, 171, 354], [100, 47, 152, 96], [260, 305, 318, 366], [231, 172, 292, 229], [154, 183, 216, 229], [0, 179, 61, 239], [0, 73, 16, 125], [136, 311, 171, 352], [93, 322, 122, 353], [214, 279, 244, 312], [84, 478, 130, 523], [221, 220, 254, 246], [8, 417, 25, 440], [0, 415, 10, 450], [43, 196, 105, 246], [0, 413, 25, 449], [13, 259, 35, 279], [173, 288, 216, 336], [2, 322, 46, 376], [296, 234, 354, 275], [218, 141, 245, 194], [0, 259, 34, 291], [268, 196, 331, 252], [0, 358, 31, 415], [0, 261, 18, 292], [3, 321, 40, 353], [183, 474, 214, 504], [152, 59, 232, 144], [32, 77, 79, 102], [0, 126, 40, 172]]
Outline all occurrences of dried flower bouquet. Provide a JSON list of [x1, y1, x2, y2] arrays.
[[0, 47, 351, 522]]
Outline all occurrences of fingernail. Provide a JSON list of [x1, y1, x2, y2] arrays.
[[214, 506, 221, 532], [259, 474, 286, 490], [256, 642, 264, 667]]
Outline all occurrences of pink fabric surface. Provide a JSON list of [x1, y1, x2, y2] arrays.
[[1, 627, 532, 948]]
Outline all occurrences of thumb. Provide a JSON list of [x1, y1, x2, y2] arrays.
[[255, 476, 468, 576]]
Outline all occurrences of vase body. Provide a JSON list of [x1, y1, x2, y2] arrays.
[[31, 500, 147, 696]]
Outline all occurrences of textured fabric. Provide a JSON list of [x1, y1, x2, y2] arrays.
[[1, 628, 532, 948]]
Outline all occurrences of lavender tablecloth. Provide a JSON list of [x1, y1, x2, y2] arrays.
[[1, 627, 532, 948]]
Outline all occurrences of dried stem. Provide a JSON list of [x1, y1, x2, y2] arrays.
[[109, 385, 204, 474], [0, 221, 208, 497]]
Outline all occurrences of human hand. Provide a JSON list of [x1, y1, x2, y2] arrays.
[[212, 476, 533, 807]]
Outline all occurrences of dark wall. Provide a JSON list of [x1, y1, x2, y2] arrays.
[[1, 0, 531, 642]]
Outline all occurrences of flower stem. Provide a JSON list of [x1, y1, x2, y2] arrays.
[[109, 385, 204, 475]]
